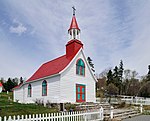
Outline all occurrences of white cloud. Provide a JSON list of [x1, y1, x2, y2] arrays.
[[1, 0, 150, 79], [9, 20, 27, 35]]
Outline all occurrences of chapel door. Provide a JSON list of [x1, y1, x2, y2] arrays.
[[76, 84, 86, 102]]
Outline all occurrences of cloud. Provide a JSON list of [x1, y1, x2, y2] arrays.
[[1, 0, 150, 79], [9, 20, 27, 35]]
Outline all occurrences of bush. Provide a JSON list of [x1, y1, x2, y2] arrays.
[[117, 101, 126, 108], [65, 103, 77, 111]]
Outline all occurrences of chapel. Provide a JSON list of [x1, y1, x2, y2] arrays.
[[13, 10, 97, 104]]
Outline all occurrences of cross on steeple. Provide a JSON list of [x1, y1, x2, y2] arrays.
[[72, 6, 76, 16]]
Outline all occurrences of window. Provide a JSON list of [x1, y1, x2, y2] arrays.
[[42, 80, 47, 96], [76, 84, 86, 102], [76, 59, 85, 76], [28, 84, 32, 97]]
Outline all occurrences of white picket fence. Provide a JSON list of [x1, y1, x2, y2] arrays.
[[97, 96, 150, 105], [0, 107, 104, 121]]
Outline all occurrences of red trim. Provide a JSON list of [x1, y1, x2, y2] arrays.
[[76, 84, 86, 102]]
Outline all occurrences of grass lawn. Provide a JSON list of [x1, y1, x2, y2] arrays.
[[0, 92, 58, 117]]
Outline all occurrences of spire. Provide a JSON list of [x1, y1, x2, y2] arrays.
[[68, 6, 80, 31], [68, 7, 80, 40], [68, 16, 80, 31], [66, 7, 83, 58]]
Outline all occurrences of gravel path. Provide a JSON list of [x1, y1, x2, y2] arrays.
[[123, 115, 150, 121]]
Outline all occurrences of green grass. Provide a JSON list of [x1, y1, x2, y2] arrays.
[[0, 92, 58, 117]]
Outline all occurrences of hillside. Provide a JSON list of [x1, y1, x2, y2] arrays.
[[0, 92, 58, 117]]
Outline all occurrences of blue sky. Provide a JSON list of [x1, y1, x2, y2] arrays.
[[0, 0, 150, 79]]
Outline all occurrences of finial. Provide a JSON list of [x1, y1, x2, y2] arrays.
[[72, 6, 76, 16]]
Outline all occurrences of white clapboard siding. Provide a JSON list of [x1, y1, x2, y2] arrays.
[[60, 49, 96, 103], [0, 108, 104, 121], [14, 48, 96, 104], [14, 75, 61, 104], [0, 87, 2, 93]]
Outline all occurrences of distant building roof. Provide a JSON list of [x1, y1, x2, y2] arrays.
[[0, 82, 2, 87]]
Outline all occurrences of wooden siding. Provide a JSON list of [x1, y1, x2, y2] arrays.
[[0, 87, 2, 93], [60, 49, 96, 103], [14, 75, 60, 103]]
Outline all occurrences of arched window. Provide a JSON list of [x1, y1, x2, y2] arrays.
[[76, 59, 85, 76], [28, 84, 32, 97], [42, 80, 47, 96]]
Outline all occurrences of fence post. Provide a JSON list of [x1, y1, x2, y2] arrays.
[[100, 106, 104, 120], [8, 116, 12, 121], [84, 112, 87, 121], [140, 103, 143, 113], [110, 106, 114, 119], [21, 115, 24, 121], [17, 115, 20, 121], [4, 116, 7, 121]]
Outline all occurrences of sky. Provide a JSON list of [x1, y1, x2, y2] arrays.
[[0, 0, 150, 80]]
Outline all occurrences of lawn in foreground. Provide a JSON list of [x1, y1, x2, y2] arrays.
[[0, 92, 58, 117]]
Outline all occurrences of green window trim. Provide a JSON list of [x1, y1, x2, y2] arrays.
[[28, 84, 32, 97], [42, 80, 47, 96], [76, 59, 85, 76]]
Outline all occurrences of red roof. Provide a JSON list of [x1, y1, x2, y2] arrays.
[[26, 54, 75, 82], [68, 15, 80, 31], [0, 82, 2, 87], [25, 39, 83, 83]]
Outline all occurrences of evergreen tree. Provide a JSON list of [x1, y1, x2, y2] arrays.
[[147, 65, 150, 81], [20, 77, 24, 84], [87, 57, 95, 72], [118, 60, 124, 80], [3, 78, 18, 92], [106, 70, 114, 85], [113, 66, 121, 94], [118, 60, 124, 94]]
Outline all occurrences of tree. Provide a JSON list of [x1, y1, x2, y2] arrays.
[[123, 69, 131, 95], [96, 77, 107, 98], [87, 57, 95, 72], [118, 60, 124, 94], [3, 78, 18, 92], [138, 81, 150, 97], [123, 69, 139, 95], [107, 83, 119, 95], [118, 60, 124, 81], [146, 65, 150, 81], [113, 66, 122, 94], [127, 78, 140, 96], [19, 77, 24, 84], [106, 70, 114, 85]]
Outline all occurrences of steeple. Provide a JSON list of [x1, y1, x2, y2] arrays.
[[66, 7, 83, 58], [68, 6, 80, 40]]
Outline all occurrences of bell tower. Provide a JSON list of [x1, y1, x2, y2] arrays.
[[66, 7, 83, 58], [68, 6, 81, 40]]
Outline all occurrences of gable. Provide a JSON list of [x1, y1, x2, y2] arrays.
[[60, 48, 97, 82]]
